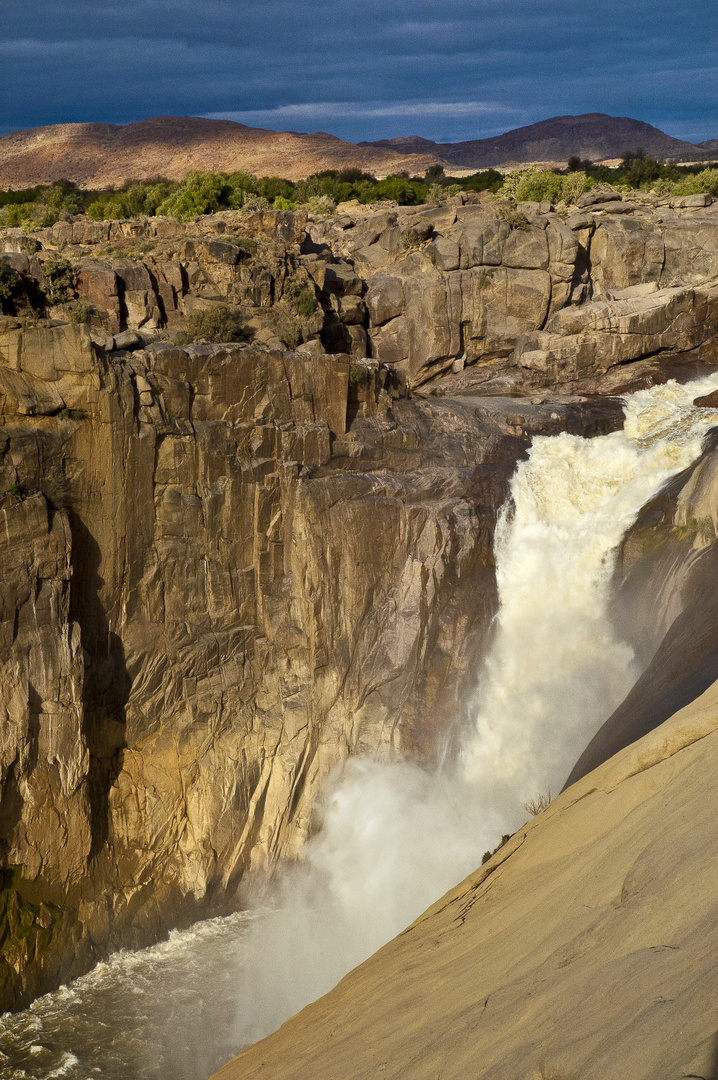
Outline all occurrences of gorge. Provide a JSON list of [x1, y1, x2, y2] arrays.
[[0, 184, 717, 1078]]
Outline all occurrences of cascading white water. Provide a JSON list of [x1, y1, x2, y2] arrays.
[[232, 376, 718, 1049], [462, 376, 718, 820], [3, 377, 718, 1079]]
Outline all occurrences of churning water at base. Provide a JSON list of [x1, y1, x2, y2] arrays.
[[0, 913, 253, 1080], [3, 378, 718, 1079]]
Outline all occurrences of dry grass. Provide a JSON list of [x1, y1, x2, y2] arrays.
[[524, 790, 552, 816]]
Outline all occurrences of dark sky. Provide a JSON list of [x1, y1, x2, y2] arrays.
[[2, 0, 716, 144]]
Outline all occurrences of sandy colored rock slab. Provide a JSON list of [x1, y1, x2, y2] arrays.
[[214, 683, 718, 1080]]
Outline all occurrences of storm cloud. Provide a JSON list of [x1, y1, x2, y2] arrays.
[[2, 0, 716, 143]]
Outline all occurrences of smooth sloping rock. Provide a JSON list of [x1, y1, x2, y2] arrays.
[[213, 684, 718, 1080]]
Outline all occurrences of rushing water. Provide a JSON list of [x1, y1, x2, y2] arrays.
[[0, 914, 253, 1080], [3, 377, 718, 1079]]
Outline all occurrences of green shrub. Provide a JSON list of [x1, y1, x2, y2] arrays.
[[71, 299, 91, 323], [495, 205, 531, 230], [41, 258, 75, 305], [371, 176, 426, 205], [348, 361, 366, 386], [306, 194, 336, 216], [496, 168, 589, 205], [241, 193, 272, 212], [283, 277, 316, 316], [671, 167, 718, 196], [156, 171, 226, 221], [0, 262, 16, 311], [260, 176, 295, 202], [186, 305, 244, 343], [3, 204, 33, 228], [273, 195, 297, 211]]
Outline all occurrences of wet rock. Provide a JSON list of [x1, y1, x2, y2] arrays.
[[693, 389, 718, 407]]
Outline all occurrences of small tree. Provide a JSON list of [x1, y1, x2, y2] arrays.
[[41, 258, 75, 305], [156, 171, 226, 221]]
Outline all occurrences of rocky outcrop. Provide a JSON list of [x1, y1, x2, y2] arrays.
[[309, 194, 718, 392], [214, 682, 718, 1080], [3, 192, 718, 397]]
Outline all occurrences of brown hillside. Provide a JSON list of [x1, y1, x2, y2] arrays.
[[363, 112, 714, 167], [0, 115, 443, 189]]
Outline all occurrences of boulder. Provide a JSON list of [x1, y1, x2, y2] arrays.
[[365, 274, 405, 326], [694, 390, 718, 407], [590, 218, 665, 294]]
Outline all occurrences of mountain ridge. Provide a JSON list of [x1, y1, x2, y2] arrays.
[[360, 112, 715, 166], [0, 112, 714, 190]]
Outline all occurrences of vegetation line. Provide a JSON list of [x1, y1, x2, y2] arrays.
[[1, 151, 716, 228]]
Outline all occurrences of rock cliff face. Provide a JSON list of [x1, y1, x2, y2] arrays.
[[214, 682, 718, 1080], [0, 316, 576, 1010], [0, 193, 715, 1010]]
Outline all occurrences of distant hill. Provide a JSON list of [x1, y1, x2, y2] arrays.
[[362, 113, 715, 168], [0, 115, 443, 189], [0, 112, 713, 190]]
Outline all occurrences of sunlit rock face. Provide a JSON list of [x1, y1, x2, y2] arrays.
[[0, 319, 543, 1009], [0, 192, 716, 1009]]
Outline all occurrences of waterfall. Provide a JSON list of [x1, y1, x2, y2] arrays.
[[462, 376, 718, 818], [3, 377, 718, 1079], [231, 376, 718, 1048]]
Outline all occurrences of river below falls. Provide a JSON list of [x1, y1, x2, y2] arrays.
[[0, 912, 253, 1080]]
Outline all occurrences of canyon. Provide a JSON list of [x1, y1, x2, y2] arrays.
[[0, 182, 717, 1078]]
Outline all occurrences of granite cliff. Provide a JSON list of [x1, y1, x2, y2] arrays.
[[0, 186, 716, 1011]]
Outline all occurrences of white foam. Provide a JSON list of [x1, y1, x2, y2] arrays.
[[462, 376, 718, 820]]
